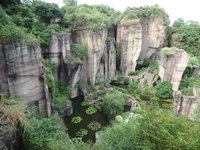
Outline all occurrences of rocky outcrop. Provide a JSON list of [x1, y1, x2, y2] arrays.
[[117, 20, 142, 76], [73, 28, 116, 85], [140, 17, 166, 60], [159, 49, 189, 91], [0, 45, 9, 95], [192, 66, 200, 78], [173, 91, 198, 118], [44, 30, 72, 81], [0, 123, 21, 150], [1, 41, 49, 113], [58, 101, 73, 117]]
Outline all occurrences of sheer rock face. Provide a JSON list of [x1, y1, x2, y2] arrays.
[[0, 45, 9, 94], [2, 42, 48, 113], [44, 31, 72, 81], [159, 49, 190, 91], [73, 28, 116, 85], [192, 66, 200, 78], [173, 91, 197, 118], [140, 17, 166, 60], [117, 20, 142, 76]]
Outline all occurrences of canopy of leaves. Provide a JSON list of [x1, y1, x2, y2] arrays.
[[121, 4, 170, 25], [101, 92, 125, 117], [155, 81, 173, 99], [32, 1, 63, 24], [94, 104, 200, 150], [63, 4, 120, 31], [171, 19, 200, 56]]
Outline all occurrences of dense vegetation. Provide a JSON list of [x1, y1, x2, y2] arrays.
[[121, 4, 170, 25]]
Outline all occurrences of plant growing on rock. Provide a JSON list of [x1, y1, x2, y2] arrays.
[[71, 43, 88, 61], [85, 105, 97, 115], [71, 116, 83, 124]]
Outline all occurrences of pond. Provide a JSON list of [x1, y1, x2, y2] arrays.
[[63, 96, 109, 142]]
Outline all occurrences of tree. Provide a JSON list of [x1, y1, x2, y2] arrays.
[[101, 92, 125, 117], [32, 1, 63, 24], [63, 0, 77, 6], [155, 81, 173, 99]]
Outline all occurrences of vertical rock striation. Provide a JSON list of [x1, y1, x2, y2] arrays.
[[159, 49, 189, 91], [2, 41, 48, 113], [140, 17, 166, 60], [73, 28, 116, 85], [117, 20, 142, 76]]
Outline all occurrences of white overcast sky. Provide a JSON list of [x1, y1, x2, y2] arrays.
[[44, 0, 200, 25]]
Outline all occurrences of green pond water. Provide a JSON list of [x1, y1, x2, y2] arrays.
[[63, 96, 109, 142]]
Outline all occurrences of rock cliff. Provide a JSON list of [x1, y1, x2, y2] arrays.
[[72, 28, 116, 85], [117, 20, 142, 76], [140, 17, 167, 60], [1, 41, 49, 113], [159, 48, 189, 91], [173, 91, 198, 118]]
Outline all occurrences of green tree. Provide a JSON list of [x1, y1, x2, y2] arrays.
[[155, 81, 173, 99], [101, 92, 125, 117], [32, 1, 63, 24], [63, 0, 77, 6]]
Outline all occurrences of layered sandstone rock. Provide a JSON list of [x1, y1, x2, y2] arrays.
[[73, 28, 116, 85], [2, 41, 48, 113], [140, 17, 167, 60], [159, 48, 189, 91], [117, 20, 142, 76], [173, 91, 198, 118]]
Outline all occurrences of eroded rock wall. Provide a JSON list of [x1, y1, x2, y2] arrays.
[[2, 41, 47, 113], [73, 28, 115, 85], [159, 49, 189, 91], [117, 20, 142, 76], [174, 91, 198, 118], [140, 17, 166, 60]]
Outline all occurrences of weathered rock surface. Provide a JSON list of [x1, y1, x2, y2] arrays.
[[140, 17, 166, 60], [192, 66, 200, 78], [173, 91, 198, 118], [2, 41, 48, 113], [159, 49, 189, 91], [58, 101, 73, 117], [117, 20, 142, 76], [0, 123, 21, 150], [73, 28, 116, 85]]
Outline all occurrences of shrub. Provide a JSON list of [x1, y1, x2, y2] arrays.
[[128, 67, 147, 76], [0, 25, 39, 45], [94, 104, 200, 150], [148, 63, 159, 73], [72, 43, 88, 60], [155, 81, 173, 99], [141, 87, 156, 96], [101, 92, 125, 117], [161, 47, 178, 56], [128, 80, 139, 89]]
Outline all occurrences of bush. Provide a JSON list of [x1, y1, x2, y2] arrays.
[[94, 104, 200, 150], [148, 63, 159, 73], [128, 80, 139, 89], [128, 67, 147, 76], [101, 92, 125, 117], [155, 81, 173, 99], [161, 47, 178, 56], [0, 25, 39, 45], [71, 43, 88, 60]]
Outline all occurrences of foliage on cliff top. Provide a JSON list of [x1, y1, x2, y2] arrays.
[[171, 18, 200, 56], [94, 104, 200, 150], [121, 4, 170, 25], [161, 47, 178, 56], [63, 4, 120, 31]]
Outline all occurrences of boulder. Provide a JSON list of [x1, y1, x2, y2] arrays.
[[58, 101, 73, 117]]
